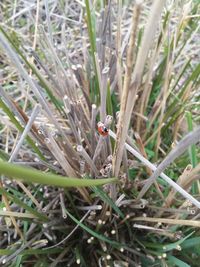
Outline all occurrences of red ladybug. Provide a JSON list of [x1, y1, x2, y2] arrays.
[[97, 122, 109, 137]]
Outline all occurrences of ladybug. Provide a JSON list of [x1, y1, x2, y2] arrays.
[[97, 122, 109, 137]]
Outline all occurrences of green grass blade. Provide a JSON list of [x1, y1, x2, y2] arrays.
[[0, 161, 117, 188], [171, 59, 192, 92], [91, 186, 124, 219], [91, 186, 136, 248], [167, 255, 191, 267], [185, 111, 198, 168], [84, 0, 100, 102], [14, 255, 23, 267], [0, 149, 9, 161], [0, 249, 13, 256], [106, 80, 113, 117], [178, 63, 200, 99], [162, 231, 194, 252], [186, 111, 198, 194], [181, 237, 200, 249], [0, 248, 62, 256], [85, 0, 96, 58]]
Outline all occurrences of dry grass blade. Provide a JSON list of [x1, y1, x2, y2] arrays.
[[0, 210, 37, 219], [132, 217, 200, 228]]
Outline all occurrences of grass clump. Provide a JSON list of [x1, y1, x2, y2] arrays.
[[0, 0, 200, 266]]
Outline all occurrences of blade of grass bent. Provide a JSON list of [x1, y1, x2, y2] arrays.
[[0, 161, 117, 188]]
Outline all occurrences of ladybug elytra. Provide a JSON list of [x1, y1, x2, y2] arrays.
[[97, 122, 109, 137]]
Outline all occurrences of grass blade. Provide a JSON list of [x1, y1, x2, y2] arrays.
[[0, 161, 117, 188], [185, 111, 198, 168], [167, 255, 191, 267]]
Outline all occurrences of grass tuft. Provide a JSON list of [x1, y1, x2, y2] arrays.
[[0, 0, 200, 266]]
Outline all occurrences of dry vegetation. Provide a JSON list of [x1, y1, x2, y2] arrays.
[[0, 0, 200, 266]]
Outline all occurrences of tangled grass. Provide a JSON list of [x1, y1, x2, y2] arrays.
[[0, 0, 200, 266]]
